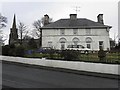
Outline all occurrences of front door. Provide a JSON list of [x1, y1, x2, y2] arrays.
[[61, 42, 65, 50]]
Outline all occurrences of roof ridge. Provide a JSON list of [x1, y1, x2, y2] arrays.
[[60, 18, 87, 20], [42, 18, 112, 28]]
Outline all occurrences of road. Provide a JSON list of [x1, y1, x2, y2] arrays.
[[2, 61, 119, 88]]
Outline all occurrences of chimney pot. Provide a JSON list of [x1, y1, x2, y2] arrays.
[[70, 14, 77, 20], [44, 14, 49, 26], [97, 14, 104, 24]]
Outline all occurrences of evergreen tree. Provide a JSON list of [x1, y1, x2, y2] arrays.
[[28, 38, 37, 49]]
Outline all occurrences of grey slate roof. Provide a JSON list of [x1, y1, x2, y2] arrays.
[[42, 18, 112, 29]]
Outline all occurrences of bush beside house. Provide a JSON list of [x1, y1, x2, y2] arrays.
[[2, 44, 25, 57]]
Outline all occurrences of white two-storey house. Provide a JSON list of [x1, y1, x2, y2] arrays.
[[41, 14, 112, 51]]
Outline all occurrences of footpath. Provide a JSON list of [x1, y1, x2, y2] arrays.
[[1, 55, 119, 79]]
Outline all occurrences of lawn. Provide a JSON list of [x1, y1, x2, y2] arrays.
[[80, 52, 120, 63], [24, 52, 120, 64]]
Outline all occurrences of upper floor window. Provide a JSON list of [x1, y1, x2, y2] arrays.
[[86, 28, 91, 35], [60, 29, 65, 35], [73, 29, 78, 35]]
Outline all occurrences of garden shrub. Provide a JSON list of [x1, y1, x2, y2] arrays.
[[98, 48, 106, 62], [2, 44, 25, 57], [28, 38, 37, 49], [2, 44, 15, 56], [2, 45, 10, 56], [15, 45, 25, 57], [61, 50, 79, 61], [49, 49, 55, 59], [8, 44, 16, 56]]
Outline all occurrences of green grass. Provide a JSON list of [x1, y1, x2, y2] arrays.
[[24, 53, 62, 59], [24, 52, 120, 64], [24, 53, 43, 58], [79, 52, 120, 64], [80, 53, 99, 61]]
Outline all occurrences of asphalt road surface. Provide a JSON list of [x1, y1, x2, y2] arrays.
[[2, 61, 119, 88]]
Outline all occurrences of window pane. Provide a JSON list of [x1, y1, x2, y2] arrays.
[[87, 44, 90, 49]]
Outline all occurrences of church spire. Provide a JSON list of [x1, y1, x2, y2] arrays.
[[12, 14, 16, 28], [9, 14, 18, 45]]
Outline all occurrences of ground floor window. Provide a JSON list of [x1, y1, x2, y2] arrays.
[[86, 37, 92, 49], [99, 41, 104, 49], [87, 43, 91, 49], [73, 37, 79, 45], [59, 38, 67, 50]]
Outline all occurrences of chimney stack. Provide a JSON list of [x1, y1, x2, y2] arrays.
[[70, 14, 77, 20], [97, 14, 104, 24], [44, 14, 49, 26]]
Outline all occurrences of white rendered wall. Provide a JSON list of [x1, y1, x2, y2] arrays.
[[42, 28, 110, 50]]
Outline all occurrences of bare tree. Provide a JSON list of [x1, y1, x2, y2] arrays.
[[32, 17, 53, 48], [0, 13, 7, 29], [18, 21, 28, 45], [33, 20, 42, 47], [23, 35, 32, 40], [0, 35, 6, 46], [0, 13, 7, 46]]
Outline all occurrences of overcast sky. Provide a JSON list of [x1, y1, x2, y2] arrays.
[[1, 0, 119, 44]]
